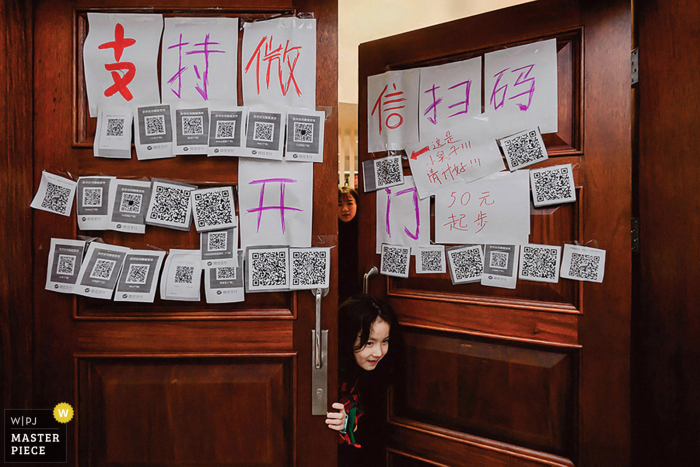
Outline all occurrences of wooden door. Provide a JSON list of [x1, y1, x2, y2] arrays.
[[28, 0, 338, 466], [358, 1, 631, 466]]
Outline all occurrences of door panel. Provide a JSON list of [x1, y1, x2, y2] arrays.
[[32, 1, 338, 466], [358, 1, 630, 465]]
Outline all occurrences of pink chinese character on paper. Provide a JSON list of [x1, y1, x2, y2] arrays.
[[384, 187, 421, 240], [167, 33, 225, 100], [246, 178, 302, 233], [371, 83, 406, 136], [245, 36, 303, 98], [99, 24, 136, 100], [490, 64, 536, 111]]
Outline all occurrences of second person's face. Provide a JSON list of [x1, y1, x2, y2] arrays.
[[338, 195, 357, 223], [354, 317, 390, 371]]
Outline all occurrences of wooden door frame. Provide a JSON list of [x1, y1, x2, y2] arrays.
[[1, 0, 34, 411]]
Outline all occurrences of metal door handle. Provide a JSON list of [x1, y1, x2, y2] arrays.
[[314, 287, 326, 368], [311, 287, 329, 415], [363, 266, 378, 294]]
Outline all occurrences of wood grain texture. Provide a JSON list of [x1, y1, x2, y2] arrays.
[[0, 0, 33, 411], [635, 1, 700, 465]]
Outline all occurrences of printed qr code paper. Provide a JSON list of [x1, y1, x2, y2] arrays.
[[200, 228, 239, 268], [94, 109, 133, 159], [173, 107, 210, 155], [499, 128, 548, 171], [246, 246, 290, 293], [241, 109, 286, 160], [518, 243, 562, 283], [560, 244, 606, 283], [208, 108, 248, 157], [45, 238, 86, 294], [529, 163, 577, 207], [289, 247, 331, 290], [481, 244, 519, 289], [190, 186, 237, 232], [204, 251, 245, 303], [414, 245, 446, 274], [160, 249, 202, 301], [446, 245, 483, 285], [74, 242, 130, 300], [30, 171, 78, 217], [285, 108, 325, 163], [77, 176, 115, 231], [114, 249, 166, 303], [135, 104, 175, 161], [380, 244, 411, 278], [145, 179, 197, 231], [362, 155, 404, 193], [109, 179, 152, 234]]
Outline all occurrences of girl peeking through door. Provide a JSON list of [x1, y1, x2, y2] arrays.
[[325, 294, 400, 467]]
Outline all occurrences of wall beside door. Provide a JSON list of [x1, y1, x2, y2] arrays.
[[635, 1, 700, 465]]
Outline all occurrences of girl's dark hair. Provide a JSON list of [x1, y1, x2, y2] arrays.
[[338, 294, 398, 372], [338, 186, 359, 206]]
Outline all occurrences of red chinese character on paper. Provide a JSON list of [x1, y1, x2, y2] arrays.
[[427, 168, 441, 185], [474, 211, 488, 233], [479, 191, 495, 206], [167, 33, 225, 100], [245, 36, 303, 98], [490, 64, 536, 111], [371, 83, 406, 135], [98, 24, 136, 100], [443, 214, 469, 232]]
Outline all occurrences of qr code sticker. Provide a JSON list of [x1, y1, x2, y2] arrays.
[[207, 232, 228, 252], [174, 265, 195, 284], [418, 250, 445, 274], [381, 244, 410, 278], [40, 182, 72, 214], [145, 115, 166, 136], [82, 187, 103, 207], [148, 185, 191, 226], [106, 118, 125, 137], [293, 122, 314, 143], [215, 121, 236, 139], [57, 254, 75, 275], [253, 121, 274, 142], [125, 264, 150, 284], [489, 251, 509, 269], [250, 250, 289, 288], [182, 116, 204, 135], [519, 245, 560, 283], [375, 156, 403, 188], [120, 192, 143, 214], [568, 253, 601, 281], [448, 247, 483, 283], [530, 164, 576, 207], [291, 250, 328, 287], [192, 189, 234, 230], [501, 129, 548, 170], [216, 267, 237, 280], [90, 258, 116, 280]]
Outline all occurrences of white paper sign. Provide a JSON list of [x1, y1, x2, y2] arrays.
[[160, 249, 202, 301], [94, 109, 133, 159], [484, 38, 558, 134], [435, 171, 530, 245], [367, 69, 420, 152], [242, 18, 317, 110], [74, 242, 130, 300], [238, 159, 313, 248], [419, 57, 482, 142], [114, 249, 166, 302], [77, 176, 115, 231], [204, 251, 245, 303], [30, 171, 77, 217], [376, 176, 430, 254], [161, 17, 239, 105], [83, 13, 163, 117], [46, 238, 86, 294], [560, 244, 606, 283], [407, 126, 505, 200]]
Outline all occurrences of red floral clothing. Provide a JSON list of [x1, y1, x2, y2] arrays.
[[338, 375, 362, 447]]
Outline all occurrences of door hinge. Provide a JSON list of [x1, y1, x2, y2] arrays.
[[631, 218, 640, 252], [631, 48, 639, 86]]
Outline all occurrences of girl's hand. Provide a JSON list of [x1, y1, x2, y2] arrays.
[[325, 402, 347, 432]]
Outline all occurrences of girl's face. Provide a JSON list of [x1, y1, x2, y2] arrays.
[[353, 317, 390, 371], [338, 194, 357, 223]]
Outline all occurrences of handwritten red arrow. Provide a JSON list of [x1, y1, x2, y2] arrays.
[[410, 145, 429, 160]]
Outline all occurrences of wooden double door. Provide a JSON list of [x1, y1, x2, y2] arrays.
[[357, 1, 631, 466]]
